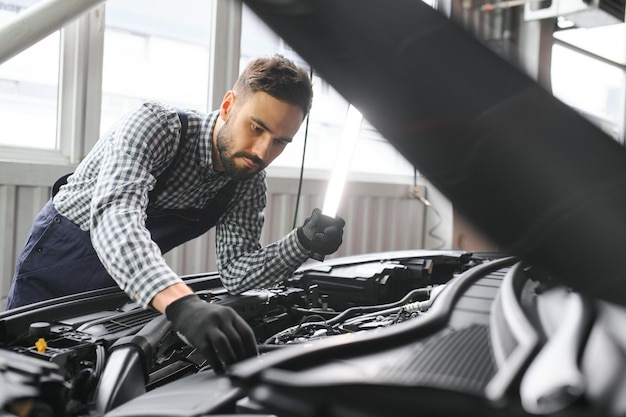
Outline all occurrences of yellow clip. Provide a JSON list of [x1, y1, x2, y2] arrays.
[[35, 338, 47, 353]]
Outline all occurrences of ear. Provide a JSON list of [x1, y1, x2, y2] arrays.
[[220, 91, 236, 120]]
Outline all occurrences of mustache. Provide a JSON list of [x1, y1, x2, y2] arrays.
[[233, 152, 266, 169]]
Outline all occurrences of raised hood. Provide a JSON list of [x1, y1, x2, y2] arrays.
[[243, 0, 626, 306]]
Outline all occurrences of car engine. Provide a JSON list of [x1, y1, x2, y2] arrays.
[[0, 250, 480, 416]]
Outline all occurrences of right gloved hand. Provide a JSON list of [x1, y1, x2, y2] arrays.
[[165, 294, 258, 374], [297, 208, 345, 256]]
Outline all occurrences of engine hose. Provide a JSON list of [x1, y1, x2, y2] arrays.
[[325, 287, 431, 326]]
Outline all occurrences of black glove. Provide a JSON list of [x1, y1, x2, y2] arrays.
[[297, 208, 345, 256], [165, 294, 258, 374]]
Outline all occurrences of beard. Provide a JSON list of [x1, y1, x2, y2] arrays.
[[215, 117, 266, 180]]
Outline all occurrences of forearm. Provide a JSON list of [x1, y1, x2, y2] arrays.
[[218, 229, 309, 294], [90, 185, 187, 308], [150, 282, 194, 313], [93, 237, 185, 308]]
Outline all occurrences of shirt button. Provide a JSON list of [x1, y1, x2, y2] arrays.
[[53, 217, 61, 223]]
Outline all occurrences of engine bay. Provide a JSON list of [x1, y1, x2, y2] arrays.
[[3, 250, 624, 417], [0, 250, 484, 415]]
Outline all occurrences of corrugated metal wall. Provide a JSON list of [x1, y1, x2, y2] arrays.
[[0, 177, 425, 308]]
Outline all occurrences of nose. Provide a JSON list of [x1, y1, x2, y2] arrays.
[[251, 135, 272, 162]]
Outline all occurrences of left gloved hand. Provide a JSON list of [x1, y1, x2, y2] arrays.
[[297, 208, 345, 256], [165, 294, 258, 374]]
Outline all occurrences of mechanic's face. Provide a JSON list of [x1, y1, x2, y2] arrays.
[[215, 91, 304, 180]]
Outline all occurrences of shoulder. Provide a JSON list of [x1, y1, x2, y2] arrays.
[[124, 101, 210, 134], [106, 102, 179, 143], [137, 101, 187, 135], [114, 102, 210, 152], [101, 102, 198, 169]]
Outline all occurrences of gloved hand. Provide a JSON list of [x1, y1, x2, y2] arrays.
[[297, 208, 345, 256], [165, 294, 258, 374]]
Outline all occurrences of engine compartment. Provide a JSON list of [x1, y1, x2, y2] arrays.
[[2, 250, 626, 417]]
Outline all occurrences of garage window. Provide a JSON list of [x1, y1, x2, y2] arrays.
[[100, 0, 213, 136], [0, 1, 60, 150]]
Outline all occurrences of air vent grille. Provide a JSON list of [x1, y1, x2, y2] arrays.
[[377, 324, 495, 395], [77, 309, 159, 336]]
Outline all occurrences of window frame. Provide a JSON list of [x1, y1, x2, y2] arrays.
[[0, 6, 103, 169], [0, 0, 241, 186]]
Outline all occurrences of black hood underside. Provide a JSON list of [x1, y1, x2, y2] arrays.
[[243, 0, 626, 307]]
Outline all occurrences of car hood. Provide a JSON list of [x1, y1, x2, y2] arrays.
[[243, 0, 626, 307]]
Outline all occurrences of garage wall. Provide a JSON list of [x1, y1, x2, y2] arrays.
[[0, 175, 427, 309]]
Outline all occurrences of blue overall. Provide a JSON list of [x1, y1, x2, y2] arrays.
[[6, 112, 237, 309]]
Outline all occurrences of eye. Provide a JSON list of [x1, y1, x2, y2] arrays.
[[276, 138, 290, 146], [251, 123, 263, 134]]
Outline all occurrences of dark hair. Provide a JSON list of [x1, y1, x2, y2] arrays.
[[233, 54, 313, 118]]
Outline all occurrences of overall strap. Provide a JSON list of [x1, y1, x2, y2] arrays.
[[145, 180, 239, 254], [148, 110, 189, 203], [52, 173, 72, 198]]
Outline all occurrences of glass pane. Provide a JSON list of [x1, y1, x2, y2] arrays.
[[240, 5, 414, 177], [0, 1, 60, 149], [101, 0, 213, 135], [551, 43, 626, 143]]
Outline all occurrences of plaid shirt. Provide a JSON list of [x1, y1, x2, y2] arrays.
[[54, 101, 309, 308]]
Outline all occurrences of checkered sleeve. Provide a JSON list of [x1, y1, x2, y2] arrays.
[[216, 172, 310, 294], [89, 102, 185, 308]]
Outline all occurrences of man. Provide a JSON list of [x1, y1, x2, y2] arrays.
[[6, 54, 345, 373]]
